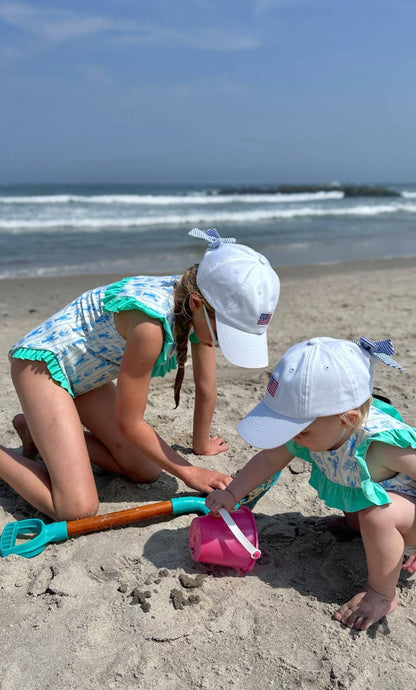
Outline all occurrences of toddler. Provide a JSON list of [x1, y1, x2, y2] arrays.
[[206, 336, 416, 630]]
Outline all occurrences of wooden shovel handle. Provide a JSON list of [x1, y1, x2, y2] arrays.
[[66, 500, 174, 537]]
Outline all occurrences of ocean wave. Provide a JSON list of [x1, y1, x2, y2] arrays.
[[1, 202, 416, 232], [0, 191, 345, 206]]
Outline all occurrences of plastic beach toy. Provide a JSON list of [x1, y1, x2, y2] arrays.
[[189, 505, 261, 574], [0, 496, 210, 559], [0, 469, 281, 559]]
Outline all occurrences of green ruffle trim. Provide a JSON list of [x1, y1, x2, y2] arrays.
[[102, 278, 176, 378], [307, 465, 392, 512], [11, 347, 74, 397], [372, 396, 404, 421], [152, 355, 178, 378], [354, 426, 416, 477], [285, 400, 416, 512], [285, 435, 393, 511]]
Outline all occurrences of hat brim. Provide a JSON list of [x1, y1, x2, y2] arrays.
[[215, 313, 268, 368], [237, 399, 315, 449]]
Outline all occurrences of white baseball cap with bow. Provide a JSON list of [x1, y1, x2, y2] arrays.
[[189, 228, 280, 368], [237, 336, 404, 449]]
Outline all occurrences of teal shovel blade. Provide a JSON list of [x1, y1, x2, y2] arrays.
[[0, 518, 68, 558]]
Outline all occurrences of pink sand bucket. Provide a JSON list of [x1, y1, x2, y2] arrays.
[[189, 505, 261, 574]]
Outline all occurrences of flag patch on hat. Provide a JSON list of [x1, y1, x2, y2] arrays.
[[257, 313, 272, 325], [267, 375, 279, 397]]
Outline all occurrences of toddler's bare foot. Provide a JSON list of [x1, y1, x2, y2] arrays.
[[12, 414, 38, 459], [334, 584, 397, 630]]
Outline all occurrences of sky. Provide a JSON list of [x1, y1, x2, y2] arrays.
[[1, 0, 415, 185]]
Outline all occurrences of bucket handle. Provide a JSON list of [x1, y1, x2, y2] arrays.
[[218, 508, 261, 560]]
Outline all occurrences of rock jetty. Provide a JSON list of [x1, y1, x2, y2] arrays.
[[216, 184, 400, 197]]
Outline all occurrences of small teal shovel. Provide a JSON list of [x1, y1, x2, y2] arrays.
[[0, 470, 281, 559], [0, 496, 209, 559]]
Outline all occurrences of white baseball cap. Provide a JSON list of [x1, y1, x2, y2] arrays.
[[189, 228, 280, 368], [237, 336, 403, 448]]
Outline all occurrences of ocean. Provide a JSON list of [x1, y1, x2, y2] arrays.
[[0, 182, 415, 279]]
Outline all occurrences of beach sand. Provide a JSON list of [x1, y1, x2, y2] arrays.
[[1, 258, 416, 689]]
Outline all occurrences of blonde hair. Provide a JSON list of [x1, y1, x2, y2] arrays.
[[340, 397, 372, 429], [173, 264, 214, 408]]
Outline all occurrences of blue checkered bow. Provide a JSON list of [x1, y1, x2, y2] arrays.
[[358, 337, 404, 371], [189, 227, 236, 249]]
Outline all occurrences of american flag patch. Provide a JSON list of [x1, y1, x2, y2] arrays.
[[257, 313, 272, 325], [267, 375, 279, 397]]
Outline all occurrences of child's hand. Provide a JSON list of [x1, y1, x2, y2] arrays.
[[193, 435, 229, 456], [205, 488, 236, 514], [181, 466, 232, 494]]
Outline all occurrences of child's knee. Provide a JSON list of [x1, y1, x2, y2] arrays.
[[126, 465, 162, 484], [358, 505, 391, 531], [55, 497, 100, 522]]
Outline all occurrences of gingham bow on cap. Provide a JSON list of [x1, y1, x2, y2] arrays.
[[358, 337, 404, 371], [189, 227, 236, 249]]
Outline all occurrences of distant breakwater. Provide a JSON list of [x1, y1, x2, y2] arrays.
[[216, 184, 401, 198]]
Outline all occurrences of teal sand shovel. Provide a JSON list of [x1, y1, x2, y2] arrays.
[[0, 470, 281, 559], [0, 496, 210, 559]]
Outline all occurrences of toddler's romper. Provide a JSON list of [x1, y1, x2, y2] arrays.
[[9, 275, 183, 397], [285, 399, 416, 512]]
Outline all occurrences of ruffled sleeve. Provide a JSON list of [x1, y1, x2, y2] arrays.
[[353, 419, 416, 509], [371, 396, 404, 421], [102, 278, 177, 378], [286, 401, 416, 512], [285, 439, 392, 512], [309, 463, 391, 512]]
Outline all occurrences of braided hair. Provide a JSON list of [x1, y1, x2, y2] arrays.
[[173, 264, 215, 408]]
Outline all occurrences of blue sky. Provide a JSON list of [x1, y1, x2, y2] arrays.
[[1, 0, 415, 185]]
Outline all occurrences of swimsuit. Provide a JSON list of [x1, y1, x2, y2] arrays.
[[9, 275, 184, 397], [285, 399, 416, 512]]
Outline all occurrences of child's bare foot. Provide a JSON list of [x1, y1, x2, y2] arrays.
[[334, 584, 397, 630], [12, 414, 38, 459]]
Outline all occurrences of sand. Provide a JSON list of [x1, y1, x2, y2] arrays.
[[1, 258, 416, 690]]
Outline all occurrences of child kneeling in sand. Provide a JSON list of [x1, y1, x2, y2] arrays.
[[206, 336, 416, 631], [0, 228, 279, 521]]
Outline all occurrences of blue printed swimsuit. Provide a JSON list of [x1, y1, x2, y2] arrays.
[[9, 275, 183, 397], [286, 399, 416, 512]]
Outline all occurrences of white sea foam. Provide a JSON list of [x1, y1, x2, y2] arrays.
[[1, 201, 415, 233], [0, 182, 414, 279], [0, 191, 344, 205]]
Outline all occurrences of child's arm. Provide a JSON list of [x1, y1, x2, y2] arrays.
[[190, 340, 229, 456], [116, 311, 232, 493], [366, 441, 416, 482], [205, 445, 294, 513]]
